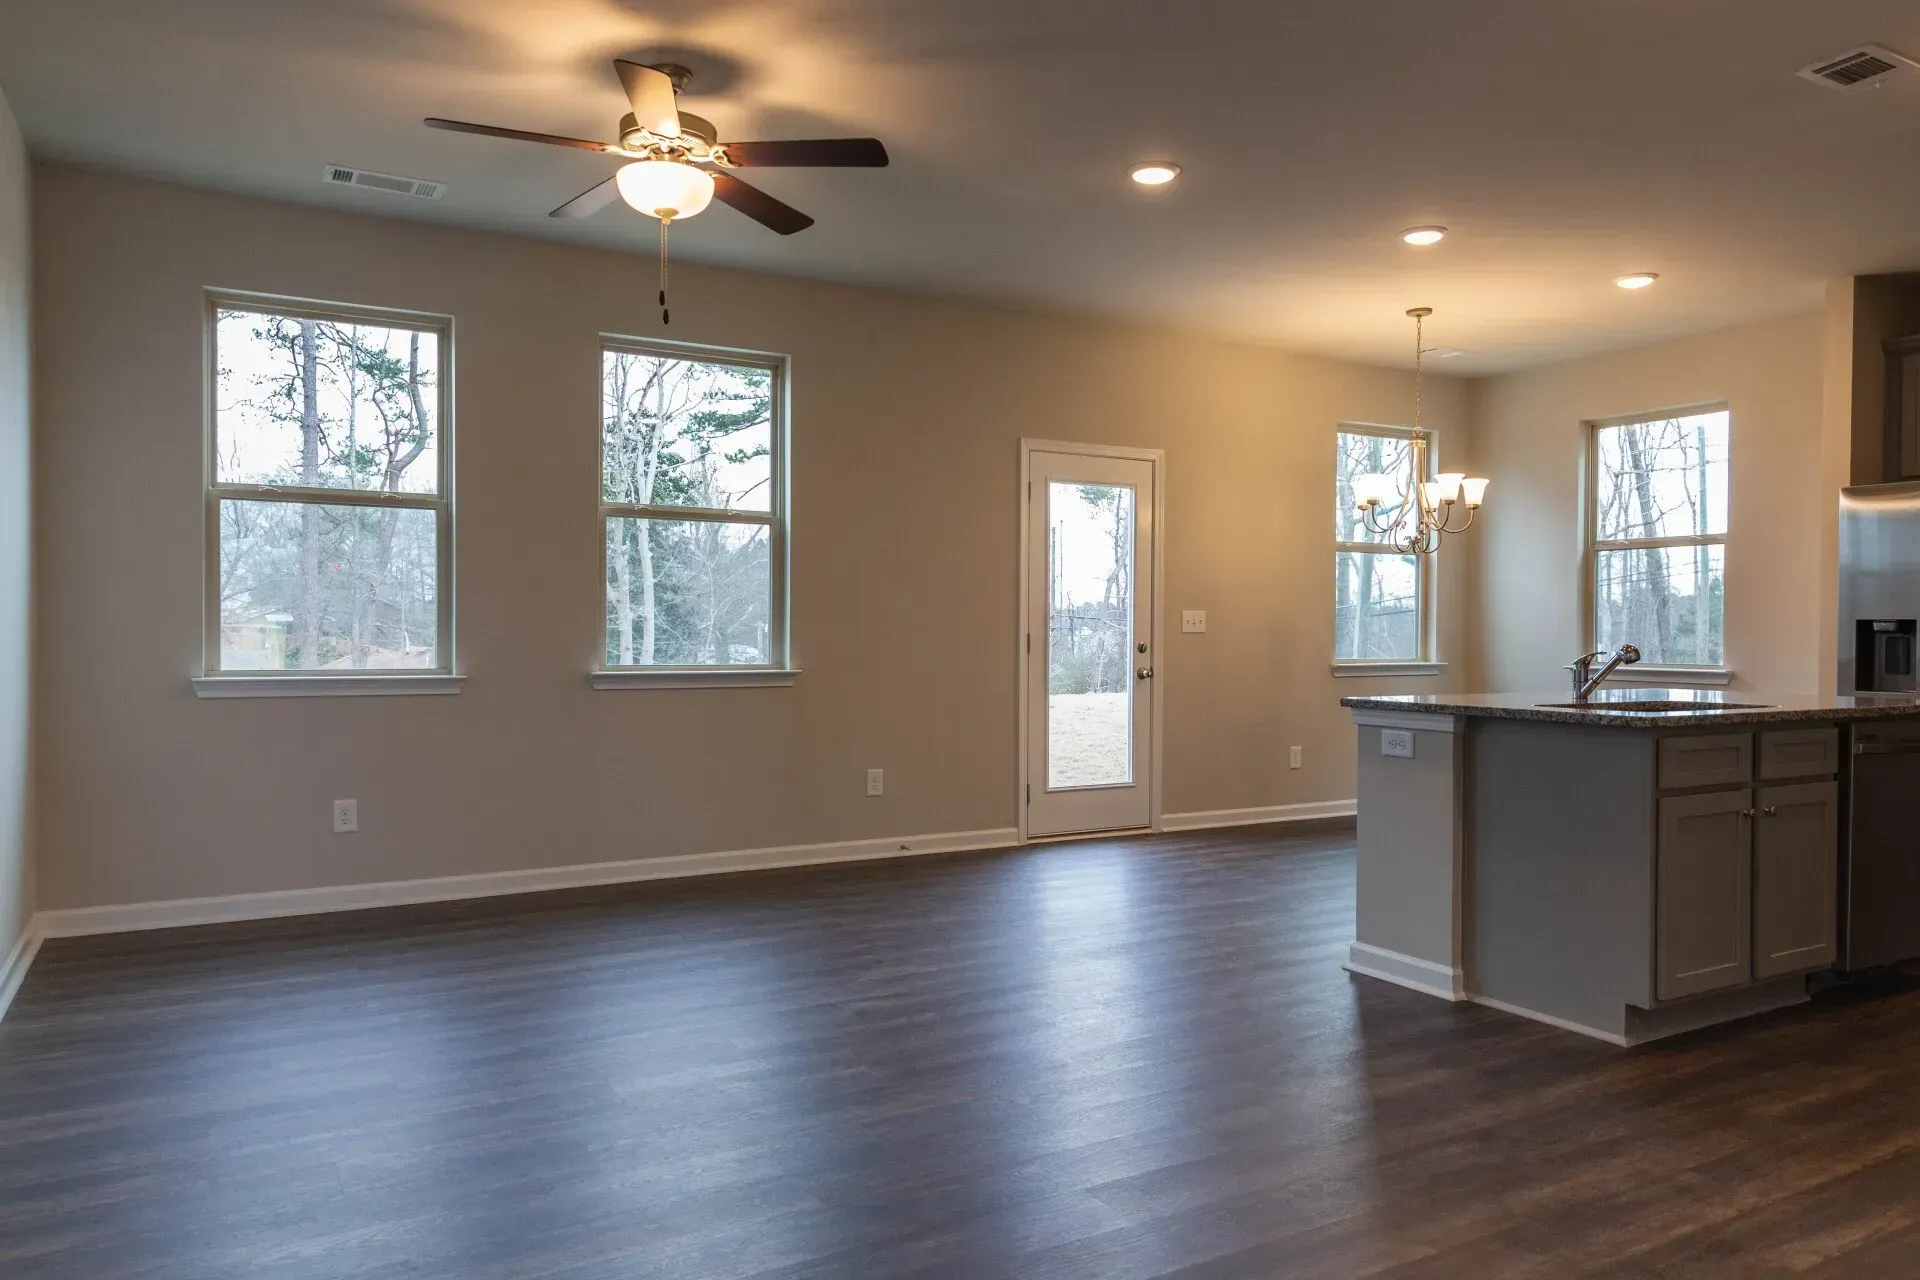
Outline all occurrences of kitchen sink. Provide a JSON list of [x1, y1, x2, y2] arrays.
[[1534, 700, 1775, 713]]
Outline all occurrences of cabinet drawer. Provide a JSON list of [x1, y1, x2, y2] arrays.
[[1758, 727, 1840, 780], [1658, 733, 1753, 790]]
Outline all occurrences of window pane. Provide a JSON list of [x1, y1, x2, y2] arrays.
[[1594, 411, 1728, 542], [1047, 482, 1133, 789], [218, 499, 438, 671], [1334, 551, 1420, 661], [605, 518, 771, 666], [1335, 431, 1414, 545], [215, 310, 440, 494], [602, 351, 773, 512], [1595, 544, 1725, 666]]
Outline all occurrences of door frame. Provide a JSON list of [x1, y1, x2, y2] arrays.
[[1017, 438, 1167, 843]]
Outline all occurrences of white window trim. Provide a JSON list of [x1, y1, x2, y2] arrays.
[[1330, 661, 1449, 678], [1598, 664, 1734, 689], [594, 336, 790, 683], [192, 675, 465, 699], [1583, 404, 1732, 679], [202, 291, 456, 690], [1334, 422, 1438, 668], [589, 669, 799, 691]]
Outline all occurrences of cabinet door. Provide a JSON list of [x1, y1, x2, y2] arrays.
[[1657, 790, 1753, 1000], [1753, 780, 1839, 979]]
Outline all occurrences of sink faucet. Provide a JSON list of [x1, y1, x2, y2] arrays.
[[1568, 644, 1642, 701]]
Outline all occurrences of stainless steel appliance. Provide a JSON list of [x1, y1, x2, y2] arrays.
[[1838, 481, 1920, 970], [1839, 482, 1920, 693]]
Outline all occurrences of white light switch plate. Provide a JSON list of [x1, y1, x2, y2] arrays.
[[1182, 610, 1207, 633], [1380, 729, 1415, 759]]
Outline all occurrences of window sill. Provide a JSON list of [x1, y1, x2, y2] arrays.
[[1330, 661, 1448, 679], [590, 669, 800, 691], [1600, 665, 1735, 689], [191, 674, 465, 699]]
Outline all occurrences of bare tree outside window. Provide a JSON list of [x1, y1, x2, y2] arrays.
[[601, 345, 782, 667], [1334, 429, 1425, 661], [210, 302, 449, 674], [1591, 410, 1728, 665]]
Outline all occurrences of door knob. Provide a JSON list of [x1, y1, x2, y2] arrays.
[[1137, 667, 1154, 680]]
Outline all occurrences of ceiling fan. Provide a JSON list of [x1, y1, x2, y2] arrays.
[[426, 60, 889, 321], [425, 60, 887, 235]]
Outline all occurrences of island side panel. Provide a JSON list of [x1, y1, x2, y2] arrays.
[[1467, 718, 1657, 1039], [1350, 713, 1465, 998]]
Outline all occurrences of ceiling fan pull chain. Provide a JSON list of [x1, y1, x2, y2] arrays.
[[658, 216, 671, 325]]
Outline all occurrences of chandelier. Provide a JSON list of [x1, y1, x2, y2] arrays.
[[1350, 307, 1489, 555]]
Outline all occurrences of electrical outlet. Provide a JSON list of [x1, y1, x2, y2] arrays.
[[1289, 745, 1302, 770], [866, 769, 884, 797], [332, 798, 358, 833], [1181, 610, 1208, 633], [1380, 730, 1415, 760]]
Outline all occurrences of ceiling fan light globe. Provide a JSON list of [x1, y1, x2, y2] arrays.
[[616, 160, 714, 220]]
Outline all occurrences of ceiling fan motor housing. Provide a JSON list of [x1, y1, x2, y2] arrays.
[[620, 111, 717, 151]]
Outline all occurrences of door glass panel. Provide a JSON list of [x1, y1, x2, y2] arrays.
[[1047, 482, 1134, 789]]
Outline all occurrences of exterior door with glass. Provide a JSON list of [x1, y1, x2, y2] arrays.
[[1024, 449, 1157, 837]]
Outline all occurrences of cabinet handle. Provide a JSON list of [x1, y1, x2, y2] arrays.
[[1763, 805, 1778, 817], [1740, 808, 1756, 819]]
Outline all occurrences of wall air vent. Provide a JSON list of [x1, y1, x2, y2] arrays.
[[1797, 45, 1918, 93], [322, 165, 446, 200]]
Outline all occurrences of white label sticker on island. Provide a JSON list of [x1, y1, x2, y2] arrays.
[[1380, 729, 1415, 759]]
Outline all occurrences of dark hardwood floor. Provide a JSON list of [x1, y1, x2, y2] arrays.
[[5, 822, 1920, 1278]]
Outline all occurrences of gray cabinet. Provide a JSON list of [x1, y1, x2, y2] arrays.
[[1752, 780, 1839, 978], [1658, 734, 1753, 790], [1758, 727, 1840, 780], [1656, 789, 1753, 1000]]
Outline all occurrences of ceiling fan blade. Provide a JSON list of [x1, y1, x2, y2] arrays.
[[614, 60, 681, 138], [549, 176, 623, 220], [720, 138, 889, 168], [425, 118, 618, 153], [711, 171, 815, 235]]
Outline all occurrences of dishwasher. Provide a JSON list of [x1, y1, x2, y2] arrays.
[[1842, 721, 1920, 971]]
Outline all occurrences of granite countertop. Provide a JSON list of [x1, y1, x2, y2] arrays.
[[1339, 689, 1920, 728]]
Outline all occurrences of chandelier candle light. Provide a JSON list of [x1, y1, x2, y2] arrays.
[[1350, 307, 1489, 555]]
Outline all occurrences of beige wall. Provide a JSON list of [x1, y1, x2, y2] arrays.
[[1470, 310, 1828, 696], [0, 89, 31, 958], [32, 164, 1470, 911]]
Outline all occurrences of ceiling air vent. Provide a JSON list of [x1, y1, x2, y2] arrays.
[[323, 165, 446, 200], [1797, 45, 1918, 93]]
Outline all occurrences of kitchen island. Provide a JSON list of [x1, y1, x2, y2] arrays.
[[1339, 689, 1920, 1045]]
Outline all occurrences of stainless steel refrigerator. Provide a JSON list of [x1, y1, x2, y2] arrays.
[[1838, 481, 1920, 970]]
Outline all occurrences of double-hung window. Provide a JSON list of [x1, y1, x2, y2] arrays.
[[1334, 426, 1427, 665], [599, 339, 787, 675], [1588, 407, 1729, 669], [205, 295, 452, 681]]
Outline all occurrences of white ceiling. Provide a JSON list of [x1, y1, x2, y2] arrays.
[[4, 0, 1920, 372]]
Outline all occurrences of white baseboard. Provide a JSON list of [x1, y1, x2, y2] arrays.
[[0, 917, 43, 1023], [1466, 993, 1630, 1047], [34, 827, 1021, 939], [1344, 942, 1465, 1001], [1160, 800, 1356, 832]]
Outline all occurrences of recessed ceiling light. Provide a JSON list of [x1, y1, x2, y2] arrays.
[[1615, 273, 1660, 290], [1401, 226, 1448, 246], [1128, 162, 1180, 186]]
